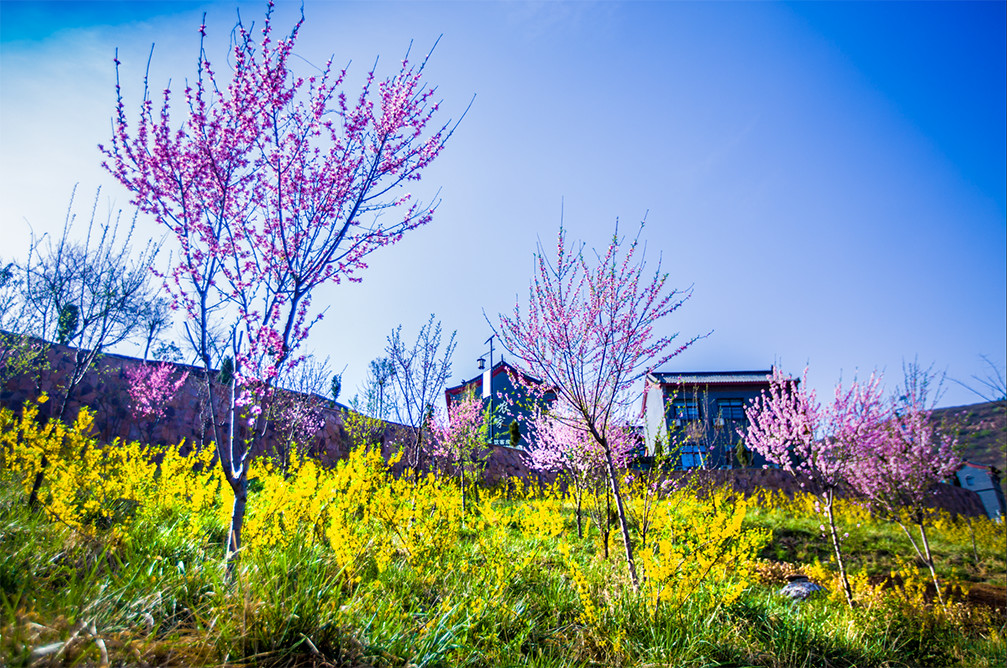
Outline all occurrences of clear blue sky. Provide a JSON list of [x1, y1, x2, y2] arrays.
[[1, 0, 1004, 411]]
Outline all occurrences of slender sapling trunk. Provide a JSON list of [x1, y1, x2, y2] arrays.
[[575, 477, 583, 539], [227, 473, 248, 569], [604, 444, 640, 590], [28, 455, 47, 508], [460, 457, 466, 521], [824, 489, 855, 607], [917, 520, 945, 606]]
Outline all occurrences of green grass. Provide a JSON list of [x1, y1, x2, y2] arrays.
[[744, 499, 1007, 587], [1, 473, 1004, 667]]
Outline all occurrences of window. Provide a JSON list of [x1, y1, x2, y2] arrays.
[[670, 400, 701, 421], [680, 444, 705, 469], [718, 398, 746, 421]]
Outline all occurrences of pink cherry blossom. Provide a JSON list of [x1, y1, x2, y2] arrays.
[[845, 383, 961, 605], [125, 362, 189, 422], [101, 3, 454, 563], [744, 367, 888, 608], [497, 222, 694, 590]]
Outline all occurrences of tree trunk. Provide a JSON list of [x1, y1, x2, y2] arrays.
[[917, 521, 945, 606], [459, 458, 466, 521], [603, 445, 640, 590], [414, 428, 425, 479], [600, 481, 608, 560], [30, 349, 90, 507], [226, 473, 248, 571], [27, 455, 48, 508], [824, 490, 855, 607], [575, 479, 583, 539], [893, 516, 950, 603], [222, 362, 246, 573]]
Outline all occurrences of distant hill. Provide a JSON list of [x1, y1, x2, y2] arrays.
[[934, 400, 1006, 472]]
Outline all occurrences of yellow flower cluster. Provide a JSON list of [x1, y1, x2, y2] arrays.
[[518, 496, 566, 539], [0, 399, 222, 543], [634, 489, 769, 615], [234, 445, 465, 581], [752, 487, 872, 525], [558, 543, 598, 625], [0, 399, 861, 637], [930, 510, 1005, 556]]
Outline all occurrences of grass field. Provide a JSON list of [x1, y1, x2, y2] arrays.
[[1, 402, 1004, 667]]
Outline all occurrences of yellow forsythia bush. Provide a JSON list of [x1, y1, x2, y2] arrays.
[[0, 397, 223, 542], [1, 397, 771, 628], [636, 490, 770, 614]]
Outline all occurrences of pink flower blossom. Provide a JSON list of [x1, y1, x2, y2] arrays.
[[100, 3, 455, 559], [429, 391, 486, 466], [125, 362, 189, 421], [847, 391, 961, 520]]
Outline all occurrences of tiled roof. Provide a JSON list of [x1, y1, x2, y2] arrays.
[[961, 461, 996, 471], [649, 370, 775, 385], [445, 359, 546, 395]]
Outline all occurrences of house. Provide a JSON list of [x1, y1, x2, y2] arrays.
[[641, 368, 791, 469], [444, 359, 555, 450], [955, 462, 1006, 520]]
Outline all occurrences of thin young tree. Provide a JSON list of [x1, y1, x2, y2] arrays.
[[137, 294, 174, 362], [18, 186, 160, 508], [848, 365, 962, 605], [20, 185, 160, 419], [527, 411, 596, 539], [102, 3, 458, 564], [361, 357, 398, 420], [497, 222, 695, 589], [430, 388, 486, 518], [386, 314, 457, 474], [0, 262, 47, 388], [527, 410, 635, 542], [745, 367, 888, 607]]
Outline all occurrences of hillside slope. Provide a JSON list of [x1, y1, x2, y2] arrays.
[[935, 400, 1006, 471]]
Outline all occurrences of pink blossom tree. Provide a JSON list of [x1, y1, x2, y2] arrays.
[[848, 379, 961, 605], [745, 367, 889, 607], [101, 3, 457, 563], [125, 361, 189, 423], [430, 389, 486, 517], [498, 222, 695, 588], [527, 410, 635, 543]]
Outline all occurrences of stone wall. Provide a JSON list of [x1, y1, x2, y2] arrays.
[[665, 467, 987, 518], [0, 342, 544, 480], [0, 341, 988, 517], [0, 341, 358, 460], [481, 445, 546, 486]]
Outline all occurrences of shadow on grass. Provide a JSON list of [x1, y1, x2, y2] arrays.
[[718, 593, 960, 668]]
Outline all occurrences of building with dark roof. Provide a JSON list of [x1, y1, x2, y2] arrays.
[[641, 368, 793, 469], [955, 462, 1006, 520], [444, 359, 555, 450]]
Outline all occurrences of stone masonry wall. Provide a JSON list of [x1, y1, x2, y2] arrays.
[[666, 467, 987, 518], [0, 342, 540, 479], [0, 342, 357, 461], [0, 341, 987, 517]]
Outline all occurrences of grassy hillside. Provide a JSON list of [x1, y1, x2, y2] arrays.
[[935, 400, 1007, 471], [937, 400, 1007, 503], [1, 403, 1005, 667]]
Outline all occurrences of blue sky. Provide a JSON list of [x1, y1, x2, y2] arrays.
[[1, 0, 1004, 411]]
